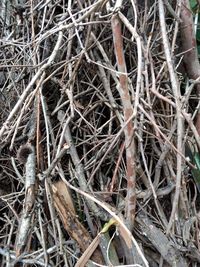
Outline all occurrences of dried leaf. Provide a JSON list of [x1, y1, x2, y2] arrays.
[[53, 180, 75, 213], [117, 223, 132, 249], [75, 234, 101, 267], [52, 185, 103, 264]]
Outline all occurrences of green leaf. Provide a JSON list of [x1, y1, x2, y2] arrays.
[[185, 144, 200, 192], [197, 45, 200, 56], [190, 0, 198, 10], [192, 153, 200, 192], [196, 29, 200, 42], [194, 153, 200, 168], [101, 218, 117, 233]]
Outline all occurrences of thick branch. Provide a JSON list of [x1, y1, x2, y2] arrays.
[[111, 14, 136, 230]]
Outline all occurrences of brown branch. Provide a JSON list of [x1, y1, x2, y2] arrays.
[[111, 14, 136, 230]]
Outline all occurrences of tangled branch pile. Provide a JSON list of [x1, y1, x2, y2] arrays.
[[0, 0, 200, 266]]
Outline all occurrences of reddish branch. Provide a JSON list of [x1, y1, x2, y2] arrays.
[[111, 14, 136, 230], [180, 0, 200, 136]]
